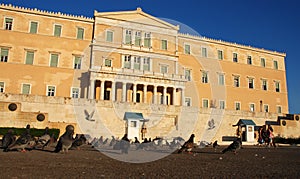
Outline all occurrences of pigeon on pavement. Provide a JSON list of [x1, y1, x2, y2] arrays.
[[54, 125, 75, 153], [222, 138, 242, 154], [7, 124, 33, 152], [2, 129, 16, 152], [178, 134, 195, 154]]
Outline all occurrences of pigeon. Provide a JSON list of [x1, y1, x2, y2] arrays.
[[35, 127, 51, 149], [54, 125, 75, 153], [84, 109, 95, 121], [120, 134, 130, 154], [71, 134, 87, 150], [222, 138, 242, 154], [7, 124, 33, 152], [208, 119, 215, 130], [213, 140, 219, 148], [178, 134, 195, 154], [2, 129, 16, 152]]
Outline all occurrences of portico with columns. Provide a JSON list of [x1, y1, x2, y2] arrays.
[[88, 70, 186, 106]]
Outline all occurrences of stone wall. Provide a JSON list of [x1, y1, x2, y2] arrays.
[[0, 93, 299, 141]]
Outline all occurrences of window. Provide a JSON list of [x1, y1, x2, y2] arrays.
[[233, 53, 238, 62], [264, 104, 269, 112], [5, 18, 13, 30], [161, 40, 167, 50], [47, 86, 55, 96], [217, 50, 223, 60], [124, 55, 131, 69], [125, 30, 132, 45], [105, 59, 112, 67], [25, 51, 34, 65], [130, 121, 137, 127], [275, 81, 280, 92], [262, 79, 267, 91], [0, 48, 9, 62], [105, 30, 113, 42], [184, 44, 191, 54], [201, 71, 208, 83], [261, 58, 266, 67], [185, 69, 191, 81], [219, 100, 225, 109], [185, 98, 191, 106], [249, 103, 255, 112], [247, 56, 252, 65], [50, 54, 59, 67], [160, 65, 168, 73], [144, 33, 151, 48], [0, 82, 4, 92], [143, 57, 150, 71], [233, 76, 240, 87], [248, 78, 254, 89], [54, 24, 62, 37], [276, 106, 282, 114], [201, 47, 207, 58], [135, 31, 141, 46], [235, 102, 241, 111], [134, 57, 141, 70], [273, 60, 278, 70], [218, 73, 224, 85], [22, 84, 31, 94], [77, 27, 84, 40], [71, 87, 80, 98], [29, 21, 38, 34], [74, 56, 81, 69], [202, 99, 209, 108]]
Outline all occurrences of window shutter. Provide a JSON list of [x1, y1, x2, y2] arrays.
[[50, 54, 58, 67], [30, 22, 38, 34], [26, 52, 34, 64]]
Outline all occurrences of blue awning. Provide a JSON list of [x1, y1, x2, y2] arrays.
[[233, 119, 256, 126], [123, 112, 144, 120]]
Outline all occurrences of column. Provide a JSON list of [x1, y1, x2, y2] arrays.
[[153, 85, 157, 104], [181, 88, 185, 106], [111, 81, 115, 101], [133, 83, 137, 103], [163, 86, 167, 105], [89, 79, 95, 99], [100, 81, 105, 100], [143, 85, 147, 103], [122, 82, 127, 102], [173, 87, 176, 105]]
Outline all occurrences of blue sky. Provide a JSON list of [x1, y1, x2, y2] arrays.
[[2, 0, 299, 114]]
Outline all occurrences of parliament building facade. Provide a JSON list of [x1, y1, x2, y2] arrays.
[[0, 4, 298, 142]]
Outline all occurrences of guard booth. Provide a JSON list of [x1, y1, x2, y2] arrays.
[[123, 112, 148, 140], [233, 119, 256, 142]]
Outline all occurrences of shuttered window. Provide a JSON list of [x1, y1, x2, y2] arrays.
[[54, 25, 62, 37], [30, 21, 38, 34], [50, 54, 58, 67], [77, 28, 84, 40], [22, 84, 31, 94], [25, 51, 34, 65]]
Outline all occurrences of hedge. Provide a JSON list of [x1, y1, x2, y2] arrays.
[[0, 127, 60, 139], [273, 136, 300, 145]]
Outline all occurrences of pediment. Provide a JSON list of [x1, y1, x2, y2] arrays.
[[94, 8, 179, 30]]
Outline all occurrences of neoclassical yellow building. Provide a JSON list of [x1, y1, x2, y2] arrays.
[[0, 4, 298, 141]]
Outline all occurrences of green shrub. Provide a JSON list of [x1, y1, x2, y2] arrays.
[[273, 136, 300, 145], [0, 127, 60, 138]]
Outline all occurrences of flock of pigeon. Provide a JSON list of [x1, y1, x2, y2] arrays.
[[1, 124, 243, 155], [0, 124, 87, 153]]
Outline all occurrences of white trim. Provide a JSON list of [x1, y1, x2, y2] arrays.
[[46, 85, 56, 96], [105, 30, 114, 42], [183, 43, 191, 55], [4, 16, 14, 30], [0, 81, 5, 93], [249, 103, 255, 112], [21, 83, 31, 94], [29, 20, 39, 34], [70, 87, 81, 98], [53, 23, 62, 37], [184, 97, 192, 106], [202, 98, 209, 108], [49, 53, 59, 67], [234, 101, 241, 111]]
